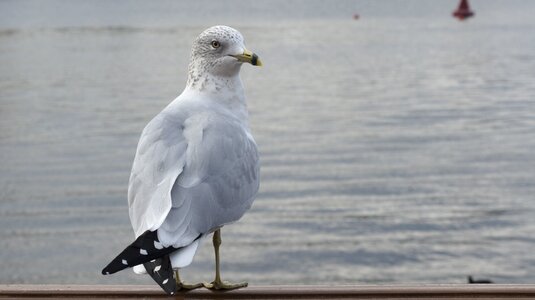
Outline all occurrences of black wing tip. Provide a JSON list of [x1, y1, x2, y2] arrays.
[[101, 262, 122, 275], [101, 266, 114, 275], [101, 230, 168, 277], [101, 231, 202, 278], [144, 255, 178, 295]]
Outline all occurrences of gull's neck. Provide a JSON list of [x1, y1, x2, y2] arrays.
[[185, 65, 249, 122]]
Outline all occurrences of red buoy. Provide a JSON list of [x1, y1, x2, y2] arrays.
[[453, 0, 475, 20]]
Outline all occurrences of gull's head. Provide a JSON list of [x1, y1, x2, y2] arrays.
[[188, 26, 262, 79]]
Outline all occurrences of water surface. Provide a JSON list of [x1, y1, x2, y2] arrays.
[[1, 0, 535, 285]]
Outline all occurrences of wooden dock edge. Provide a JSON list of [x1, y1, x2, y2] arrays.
[[2, 284, 535, 299]]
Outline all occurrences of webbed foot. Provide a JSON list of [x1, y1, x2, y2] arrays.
[[174, 270, 203, 291], [203, 280, 248, 290]]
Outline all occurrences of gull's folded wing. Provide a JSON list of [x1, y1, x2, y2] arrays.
[[157, 111, 260, 247], [128, 113, 188, 238]]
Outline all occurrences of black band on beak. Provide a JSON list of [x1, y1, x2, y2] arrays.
[[251, 53, 259, 66]]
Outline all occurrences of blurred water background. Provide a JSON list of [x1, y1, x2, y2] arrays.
[[1, 0, 535, 285]]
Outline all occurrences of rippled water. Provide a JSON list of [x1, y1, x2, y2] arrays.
[[1, 0, 535, 285]]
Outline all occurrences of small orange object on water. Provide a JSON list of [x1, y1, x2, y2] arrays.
[[453, 0, 475, 20]]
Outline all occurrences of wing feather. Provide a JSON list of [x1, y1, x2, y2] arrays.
[[158, 111, 260, 247], [128, 113, 187, 238]]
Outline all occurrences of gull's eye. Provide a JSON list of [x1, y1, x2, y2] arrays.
[[211, 40, 220, 49]]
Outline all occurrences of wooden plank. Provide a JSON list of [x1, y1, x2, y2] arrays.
[[2, 285, 535, 299]]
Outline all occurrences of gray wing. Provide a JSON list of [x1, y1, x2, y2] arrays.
[[157, 112, 260, 248], [128, 113, 187, 238]]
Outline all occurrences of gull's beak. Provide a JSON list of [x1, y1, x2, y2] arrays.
[[231, 48, 262, 66]]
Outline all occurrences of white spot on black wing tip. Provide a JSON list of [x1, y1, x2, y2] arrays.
[[154, 265, 161, 272], [154, 241, 163, 249], [162, 278, 169, 284], [121, 259, 128, 265], [140, 248, 148, 255], [105, 272, 110, 275]]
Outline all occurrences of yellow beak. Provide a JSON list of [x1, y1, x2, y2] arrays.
[[231, 49, 262, 66]]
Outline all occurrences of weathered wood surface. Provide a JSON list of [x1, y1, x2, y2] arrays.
[[2, 284, 535, 299]]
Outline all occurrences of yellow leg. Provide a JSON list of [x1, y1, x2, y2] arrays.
[[174, 269, 203, 290], [203, 229, 248, 290]]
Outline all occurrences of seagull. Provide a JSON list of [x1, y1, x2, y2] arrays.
[[102, 25, 262, 295]]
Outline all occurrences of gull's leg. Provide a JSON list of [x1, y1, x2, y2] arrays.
[[203, 229, 248, 290], [174, 269, 203, 290]]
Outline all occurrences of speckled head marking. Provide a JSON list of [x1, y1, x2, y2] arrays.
[[191, 26, 244, 60], [186, 26, 261, 90]]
